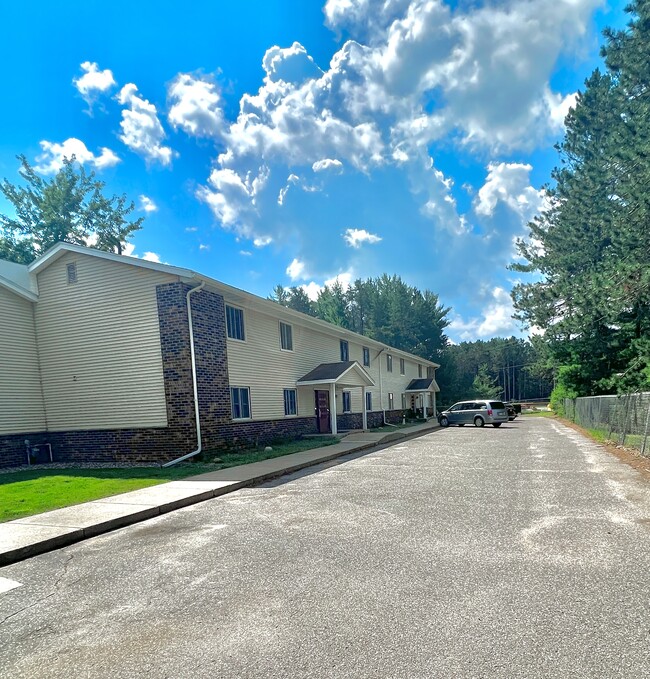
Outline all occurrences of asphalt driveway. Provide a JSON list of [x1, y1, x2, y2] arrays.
[[1, 417, 650, 678]]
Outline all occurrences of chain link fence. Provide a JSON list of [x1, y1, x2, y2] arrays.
[[564, 393, 650, 456]]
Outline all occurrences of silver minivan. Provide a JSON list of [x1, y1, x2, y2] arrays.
[[438, 400, 509, 428]]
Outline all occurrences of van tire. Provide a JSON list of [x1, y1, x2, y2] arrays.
[[474, 416, 485, 427], [440, 416, 449, 427], [492, 423, 502, 428]]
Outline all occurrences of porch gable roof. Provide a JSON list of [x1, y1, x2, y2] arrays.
[[296, 361, 375, 387], [405, 377, 440, 393]]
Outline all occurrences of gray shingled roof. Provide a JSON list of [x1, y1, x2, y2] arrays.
[[297, 362, 357, 382], [405, 378, 435, 391]]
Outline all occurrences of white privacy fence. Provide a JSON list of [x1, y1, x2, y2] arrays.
[[564, 392, 650, 456]]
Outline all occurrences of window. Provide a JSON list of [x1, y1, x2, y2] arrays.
[[366, 391, 372, 411], [67, 262, 77, 284], [342, 391, 351, 413], [363, 347, 370, 367], [386, 354, 393, 372], [280, 322, 293, 351], [400, 358, 405, 375], [283, 389, 297, 416], [231, 387, 250, 419], [427, 366, 435, 378], [418, 364, 423, 378], [226, 305, 245, 341], [340, 339, 349, 361], [388, 392, 394, 410], [401, 394, 407, 409]]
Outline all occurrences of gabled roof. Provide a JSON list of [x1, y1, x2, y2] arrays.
[[20, 243, 441, 369], [0, 260, 38, 301], [28, 242, 195, 279], [405, 378, 440, 393], [297, 361, 375, 387]]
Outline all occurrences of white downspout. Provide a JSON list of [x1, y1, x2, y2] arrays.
[[163, 282, 206, 467], [376, 347, 397, 427]]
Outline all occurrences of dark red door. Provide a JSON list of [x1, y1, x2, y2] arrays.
[[315, 390, 331, 433]]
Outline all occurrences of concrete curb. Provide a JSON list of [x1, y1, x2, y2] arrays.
[[0, 423, 440, 567]]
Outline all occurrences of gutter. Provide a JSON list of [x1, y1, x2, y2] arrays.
[[163, 282, 206, 467]]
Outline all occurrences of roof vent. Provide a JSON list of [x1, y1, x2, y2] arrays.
[[67, 262, 77, 284]]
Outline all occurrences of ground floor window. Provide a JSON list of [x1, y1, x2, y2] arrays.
[[388, 392, 394, 410], [342, 391, 351, 413], [366, 391, 372, 411], [402, 393, 407, 409], [283, 388, 297, 416], [231, 387, 251, 419]]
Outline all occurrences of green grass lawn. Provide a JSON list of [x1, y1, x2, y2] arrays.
[[521, 411, 555, 417], [0, 437, 339, 523]]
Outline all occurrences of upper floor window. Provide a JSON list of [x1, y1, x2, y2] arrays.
[[283, 389, 297, 416], [231, 387, 251, 419], [226, 305, 245, 341], [400, 358, 405, 375], [386, 354, 393, 372], [342, 391, 351, 413], [340, 339, 349, 361], [418, 364, 423, 378], [280, 322, 293, 351], [363, 347, 370, 367], [427, 366, 435, 378]]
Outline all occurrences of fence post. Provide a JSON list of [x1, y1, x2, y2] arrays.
[[620, 394, 632, 446], [642, 396, 650, 456]]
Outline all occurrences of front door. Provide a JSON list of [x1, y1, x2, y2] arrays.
[[315, 390, 331, 433]]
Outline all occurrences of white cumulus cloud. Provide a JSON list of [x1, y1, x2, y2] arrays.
[[73, 61, 116, 110], [117, 84, 174, 166], [168, 73, 225, 138], [344, 228, 382, 248], [475, 162, 545, 222], [286, 258, 306, 281], [312, 158, 343, 173], [139, 195, 158, 213], [449, 287, 520, 341], [34, 138, 120, 174]]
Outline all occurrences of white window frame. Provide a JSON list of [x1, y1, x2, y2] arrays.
[[365, 391, 372, 412], [388, 392, 394, 410], [400, 358, 405, 375], [418, 364, 422, 378], [401, 394, 407, 410], [226, 305, 246, 342], [387, 354, 393, 373], [283, 388, 297, 416], [362, 347, 370, 367], [342, 391, 352, 413], [231, 386, 251, 420], [279, 321, 293, 352]]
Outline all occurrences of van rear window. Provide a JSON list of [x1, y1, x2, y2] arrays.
[[490, 401, 505, 409]]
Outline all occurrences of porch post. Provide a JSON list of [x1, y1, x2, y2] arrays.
[[362, 386, 368, 430], [330, 382, 337, 435]]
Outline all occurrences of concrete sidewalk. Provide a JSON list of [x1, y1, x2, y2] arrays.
[[0, 421, 439, 567]]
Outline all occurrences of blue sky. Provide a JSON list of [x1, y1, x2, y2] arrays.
[[0, 0, 629, 342]]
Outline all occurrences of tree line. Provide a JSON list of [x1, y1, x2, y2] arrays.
[[512, 0, 650, 409], [270, 280, 553, 405]]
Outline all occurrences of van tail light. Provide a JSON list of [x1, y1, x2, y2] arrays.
[[488, 409, 493, 416]]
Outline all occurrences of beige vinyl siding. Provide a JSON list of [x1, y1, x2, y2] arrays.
[[35, 252, 175, 431], [226, 302, 435, 420], [0, 287, 47, 434]]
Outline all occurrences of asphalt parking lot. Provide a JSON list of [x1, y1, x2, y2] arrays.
[[1, 417, 650, 678]]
